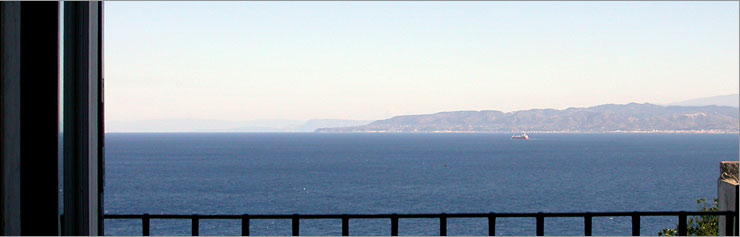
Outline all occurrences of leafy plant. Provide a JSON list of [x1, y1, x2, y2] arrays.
[[658, 198, 719, 236]]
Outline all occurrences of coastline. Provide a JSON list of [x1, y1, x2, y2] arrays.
[[314, 130, 739, 134]]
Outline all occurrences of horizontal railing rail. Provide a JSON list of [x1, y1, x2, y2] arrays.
[[103, 211, 738, 236]]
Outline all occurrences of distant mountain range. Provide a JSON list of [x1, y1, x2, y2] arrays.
[[667, 94, 738, 107], [108, 94, 738, 133], [316, 103, 739, 133]]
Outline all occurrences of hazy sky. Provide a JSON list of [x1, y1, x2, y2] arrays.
[[105, 1, 739, 122]]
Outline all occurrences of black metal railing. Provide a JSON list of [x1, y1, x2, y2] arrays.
[[104, 210, 738, 236]]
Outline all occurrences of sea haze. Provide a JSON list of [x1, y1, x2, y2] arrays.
[[104, 133, 738, 236]]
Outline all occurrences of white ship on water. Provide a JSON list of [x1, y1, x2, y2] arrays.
[[511, 133, 529, 140]]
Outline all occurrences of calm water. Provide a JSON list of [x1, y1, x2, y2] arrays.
[[104, 133, 738, 236]]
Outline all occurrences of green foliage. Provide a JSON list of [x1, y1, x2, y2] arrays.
[[658, 198, 719, 236]]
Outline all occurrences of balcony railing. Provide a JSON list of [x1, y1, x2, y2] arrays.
[[103, 210, 738, 236]]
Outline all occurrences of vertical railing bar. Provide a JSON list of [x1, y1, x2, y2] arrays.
[[142, 214, 150, 236], [391, 214, 398, 236], [241, 214, 250, 236], [583, 214, 592, 236], [677, 213, 686, 236], [488, 213, 496, 236], [725, 213, 733, 237], [292, 214, 299, 236], [192, 214, 199, 236], [341, 215, 349, 236], [631, 214, 640, 236], [734, 186, 738, 236], [440, 214, 447, 236], [535, 213, 544, 236]]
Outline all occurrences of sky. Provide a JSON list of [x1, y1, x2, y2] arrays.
[[105, 1, 739, 122]]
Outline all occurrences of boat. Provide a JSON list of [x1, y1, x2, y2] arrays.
[[511, 133, 529, 140]]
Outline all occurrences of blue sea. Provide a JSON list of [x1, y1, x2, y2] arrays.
[[103, 133, 738, 236]]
